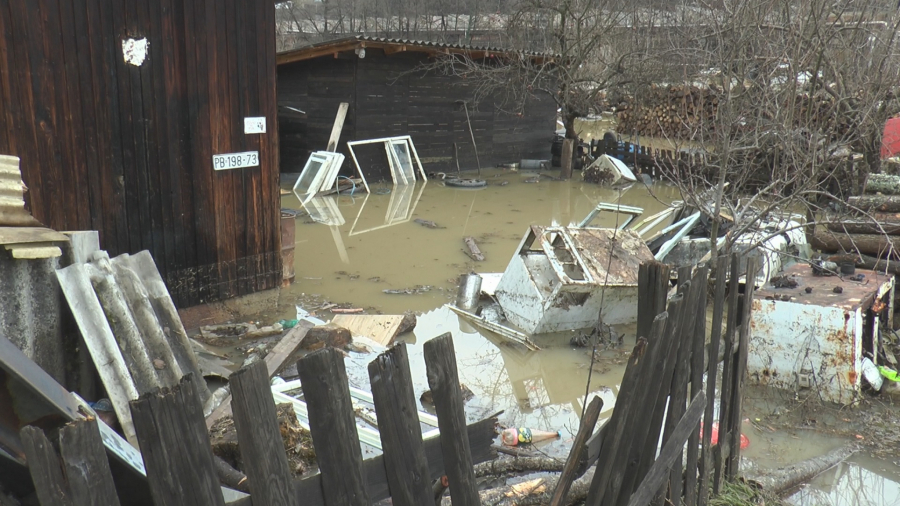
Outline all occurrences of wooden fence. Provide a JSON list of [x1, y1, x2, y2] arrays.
[[17, 253, 757, 506], [592, 138, 708, 180], [18, 334, 498, 506], [568, 254, 758, 506]]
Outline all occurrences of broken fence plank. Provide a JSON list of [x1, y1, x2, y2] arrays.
[[424, 333, 480, 506], [635, 294, 686, 487], [626, 391, 707, 506], [205, 321, 313, 429], [714, 254, 743, 494], [586, 334, 653, 505], [637, 260, 670, 341], [727, 257, 758, 480], [613, 314, 671, 506], [685, 267, 709, 506], [662, 277, 701, 506], [699, 256, 729, 506], [59, 418, 121, 506], [550, 395, 603, 506], [368, 343, 433, 506], [297, 347, 370, 506], [229, 361, 297, 506], [130, 374, 225, 506], [19, 426, 74, 506]]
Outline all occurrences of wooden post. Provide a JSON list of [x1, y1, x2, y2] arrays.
[[130, 374, 225, 506], [684, 267, 709, 506], [637, 261, 671, 341], [229, 360, 297, 506], [550, 395, 603, 506], [699, 256, 729, 506], [423, 333, 479, 505], [726, 257, 758, 480], [368, 343, 433, 506], [20, 426, 74, 506], [59, 418, 121, 506], [561, 139, 575, 179], [297, 348, 369, 506]]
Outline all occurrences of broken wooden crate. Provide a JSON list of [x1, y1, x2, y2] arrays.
[[495, 226, 654, 333]]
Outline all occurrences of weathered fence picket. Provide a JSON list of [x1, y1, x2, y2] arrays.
[[229, 361, 297, 506], [368, 342, 433, 506], [423, 332, 480, 506], [297, 347, 370, 506]]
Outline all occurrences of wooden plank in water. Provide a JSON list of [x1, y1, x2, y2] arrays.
[[332, 314, 405, 346]]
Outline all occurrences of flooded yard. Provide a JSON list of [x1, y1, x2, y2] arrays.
[[267, 167, 900, 504]]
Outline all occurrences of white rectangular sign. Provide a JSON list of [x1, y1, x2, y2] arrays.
[[213, 151, 259, 170], [244, 117, 266, 134]]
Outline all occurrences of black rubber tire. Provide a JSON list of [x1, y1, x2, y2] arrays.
[[445, 178, 487, 188]]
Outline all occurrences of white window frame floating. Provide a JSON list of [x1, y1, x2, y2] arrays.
[[346, 135, 427, 189], [292, 151, 345, 203]]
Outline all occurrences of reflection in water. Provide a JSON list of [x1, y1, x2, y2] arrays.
[[284, 169, 681, 315], [787, 455, 900, 506]]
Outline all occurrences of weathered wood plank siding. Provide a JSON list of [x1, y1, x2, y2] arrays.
[[0, 0, 281, 307], [277, 49, 556, 180]]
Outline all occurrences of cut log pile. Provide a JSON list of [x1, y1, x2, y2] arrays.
[[812, 173, 900, 272], [613, 85, 719, 139], [611, 84, 850, 140]]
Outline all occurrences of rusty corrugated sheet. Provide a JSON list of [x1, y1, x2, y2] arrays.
[[0, 155, 40, 227]]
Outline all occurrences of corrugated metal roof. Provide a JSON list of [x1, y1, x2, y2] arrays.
[[277, 35, 556, 65], [0, 155, 41, 227]]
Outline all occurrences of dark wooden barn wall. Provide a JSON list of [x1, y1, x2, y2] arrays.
[[277, 50, 556, 181], [0, 0, 280, 307]]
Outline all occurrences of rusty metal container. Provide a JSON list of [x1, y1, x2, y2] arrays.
[[750, 263, 895, 405], [281, 212, 295, 287]]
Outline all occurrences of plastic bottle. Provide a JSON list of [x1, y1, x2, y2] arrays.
[[501, 427, 561, 446]]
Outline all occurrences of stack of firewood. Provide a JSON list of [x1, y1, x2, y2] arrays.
[[614, 85, 719, 139], [812, 174, 900, 273], [612, 85, 853, 140]]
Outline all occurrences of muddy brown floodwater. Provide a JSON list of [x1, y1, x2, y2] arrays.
[[277, 168, 678, 458], [271, 167, 900, 501]]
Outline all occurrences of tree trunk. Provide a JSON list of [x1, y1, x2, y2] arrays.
[[848, 195, 900, 212], [744, 445, 855, 496], [811, 230, 900, 257], [865, 173, 900, 195], [825, 212, 900, 235]]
